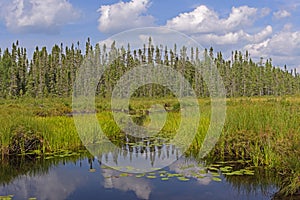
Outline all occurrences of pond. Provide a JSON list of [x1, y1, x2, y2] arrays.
[[0, 140, 281, 200]]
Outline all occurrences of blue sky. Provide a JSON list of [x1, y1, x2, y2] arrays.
[[0, 0, 300, 71]]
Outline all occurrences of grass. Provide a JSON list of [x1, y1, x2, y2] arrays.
[[208, 97, 300, 197], [0, 96, 299, 197]]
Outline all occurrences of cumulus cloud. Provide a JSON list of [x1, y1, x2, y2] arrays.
[[244, 30, 300, 67], [97, 0, 155, 34], [164, 4, 272, 51], [0, 170, 84, 200], [166, 5, 258, 34], [165, 5, 220, 34], [196, 25, 272, 45], [273, 10, 291, 19], [224, 6, 258, 31], [165, 4, 274, 51], [0, 0, 80, 34], [260, 7, 271, 17], [96, 2, 296, 69], [102, 168, 152, 200]]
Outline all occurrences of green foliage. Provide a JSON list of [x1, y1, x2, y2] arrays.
[[0, 97, 299, 196], [0, 40, 300, 98]]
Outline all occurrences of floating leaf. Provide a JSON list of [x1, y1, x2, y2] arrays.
[[151, 168, 161, 171], [125, 166, 135, 170], [210, 164, 222, 167], [146, 175, 156, 179], [177, 177, 190, 181], [191, 172, 198, 177], [135, 174, 145, 178], [89, 169, 96, 173], [161, 177, 169, 181], [167, 173, 181, 177], [211, 172, 220, 177], [212, 177, 222, 182], [0, 195, 13, 200], [45, 156, 54, 160], [220, 167, 231, 173], [119, 173, 129, 177], [223, 170, 244, 176], [207, 167, 219, 172], [243, 170, 255, 175]]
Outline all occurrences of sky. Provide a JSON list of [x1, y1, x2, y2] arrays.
[[0, 0, 300, 71]]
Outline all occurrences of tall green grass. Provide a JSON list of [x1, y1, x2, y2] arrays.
[[0, 96, 299, 196]]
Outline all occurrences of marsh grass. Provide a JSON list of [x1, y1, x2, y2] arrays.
[[0, 96, 299, 196], [207, 97, 300, 197]]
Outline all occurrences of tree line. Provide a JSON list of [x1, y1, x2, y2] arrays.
[[0, 38, 299, 98]]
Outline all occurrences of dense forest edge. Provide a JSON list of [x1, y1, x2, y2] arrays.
[[0, 37, 299, 98], [0, 38, 299, 198]]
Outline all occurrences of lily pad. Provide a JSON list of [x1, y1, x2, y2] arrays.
[[243, 170, 255, 175], [212, 177, 222, 182], [0, 195, 13, 200], [167, 173, 182, 177], [135, 174, 145, 178], [146, 175, 156, 179], [119, 173, 129, 177], [210, 172, 220, 177], [125, 166, 135, 170], [45, 156, 54, 160], [177, 177, 190, 181], [207, 167, 219, 172], [223, 170, 244, 176]]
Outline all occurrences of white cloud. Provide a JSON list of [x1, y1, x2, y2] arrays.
[[165, 5, 219, 34], [224, 6, 257, 31], [166, 5, 258, 34], [97, 0, 155, 34], [0, 0, 80, 33], [196, 25, 272, 45], [273, 10, 291, 19], [165, 4, 274, 52], [95, 2, 297, 70], [244, 30, 300, 67], [97, 27, 197, 52], [162, 5, 300, 69], [102, 168, 152, 200], [260, 7, 271, 17], [0, 170, 84, 200]]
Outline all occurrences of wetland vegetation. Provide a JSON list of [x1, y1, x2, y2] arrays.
[[0, 97, 299, 199], [0, 39, 299, 199]]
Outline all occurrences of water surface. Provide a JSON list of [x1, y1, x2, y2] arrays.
[[0, 152, 279, 200]]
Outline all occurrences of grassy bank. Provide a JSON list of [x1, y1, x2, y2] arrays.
[[0, 96, 299, 197]]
